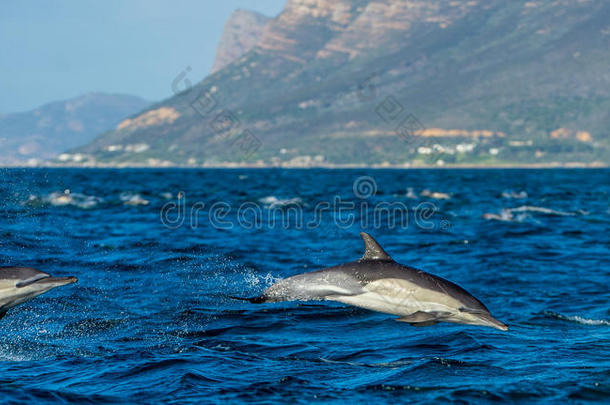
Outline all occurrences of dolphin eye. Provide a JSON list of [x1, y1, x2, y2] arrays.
[[15, 274, 49, 288]]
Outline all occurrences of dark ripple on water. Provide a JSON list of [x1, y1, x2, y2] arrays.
[[0, 168, 609, 403]]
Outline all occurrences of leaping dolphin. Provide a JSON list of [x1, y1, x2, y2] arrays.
[[237, 233, 508, 331], [0, 267, 78, 319]]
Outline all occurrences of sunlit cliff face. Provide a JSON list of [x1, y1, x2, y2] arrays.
[[117, 107, 180, 131]]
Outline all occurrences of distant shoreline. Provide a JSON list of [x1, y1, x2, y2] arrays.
[[2, 162, 608, 169]]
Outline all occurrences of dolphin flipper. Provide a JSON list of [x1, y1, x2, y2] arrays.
[[408, 320, 439, 327], [396, 311, 451, 326], [228, 295, 267, 303]]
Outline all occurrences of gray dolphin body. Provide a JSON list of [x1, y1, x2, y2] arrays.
[[0, 267, 77, 319], [244, 233, 507, 331]]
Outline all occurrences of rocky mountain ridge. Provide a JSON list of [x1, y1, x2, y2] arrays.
[[67, 0, 609, 167], [211, 9, 271, 73], [0, 93, 148, 165]]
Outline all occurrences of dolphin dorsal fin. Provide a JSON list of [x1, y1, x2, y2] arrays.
[[359, 232, 392, 261]]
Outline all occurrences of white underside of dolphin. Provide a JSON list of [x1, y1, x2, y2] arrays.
[[238, 233, 508, 331]]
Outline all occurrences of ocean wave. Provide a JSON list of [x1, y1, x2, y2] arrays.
[[258, 196, 303, 208], [320, 356, 413, 368], [483, 205, 582, 222], [120, 192, 150, 206], [405, 187, 418, 199], [420, 189, 451, 200], [510, 205, 576, 216], [543, 311, 610, 326], [60, 318, 126, 337], [482, 209, 515, 222], [23, 190, 103, 209], [502, 190, 528, 199]]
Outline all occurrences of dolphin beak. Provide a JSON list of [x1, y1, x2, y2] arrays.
[[34, 276, 78, 287], [478, 314, 509, 331], [489, 318, 509, 331]]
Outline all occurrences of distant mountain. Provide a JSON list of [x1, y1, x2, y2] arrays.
[[211, 9, 271, 73], [71, 0, 609, 167], [0, 93, 148, 165]]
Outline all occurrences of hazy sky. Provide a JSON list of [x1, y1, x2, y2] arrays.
[[0, 0, 286, 113]]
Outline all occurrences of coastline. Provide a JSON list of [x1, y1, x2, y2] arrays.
[[1, 161, 607, 169]]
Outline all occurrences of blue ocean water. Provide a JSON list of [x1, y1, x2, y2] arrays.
[[0, 168, 608, 403]]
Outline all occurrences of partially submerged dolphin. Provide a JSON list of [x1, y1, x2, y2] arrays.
[[238, 233, 507, 331], [0, 267, 78, 319]]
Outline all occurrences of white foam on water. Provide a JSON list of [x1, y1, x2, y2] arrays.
[[482, 209, 515, 222], [502, 190, 528, 199], [483, 205, 583, 222], [405, 187, 418, 199], [510, 205, 575, 216], [420, 189, 451, 200], [563, 315, 610, 326], [120, 192, 150, 206], [243, 271, 281, 289], [258, 196, 303, 208], [547, 311, 610, 326], [25, 190, 104, 209]]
